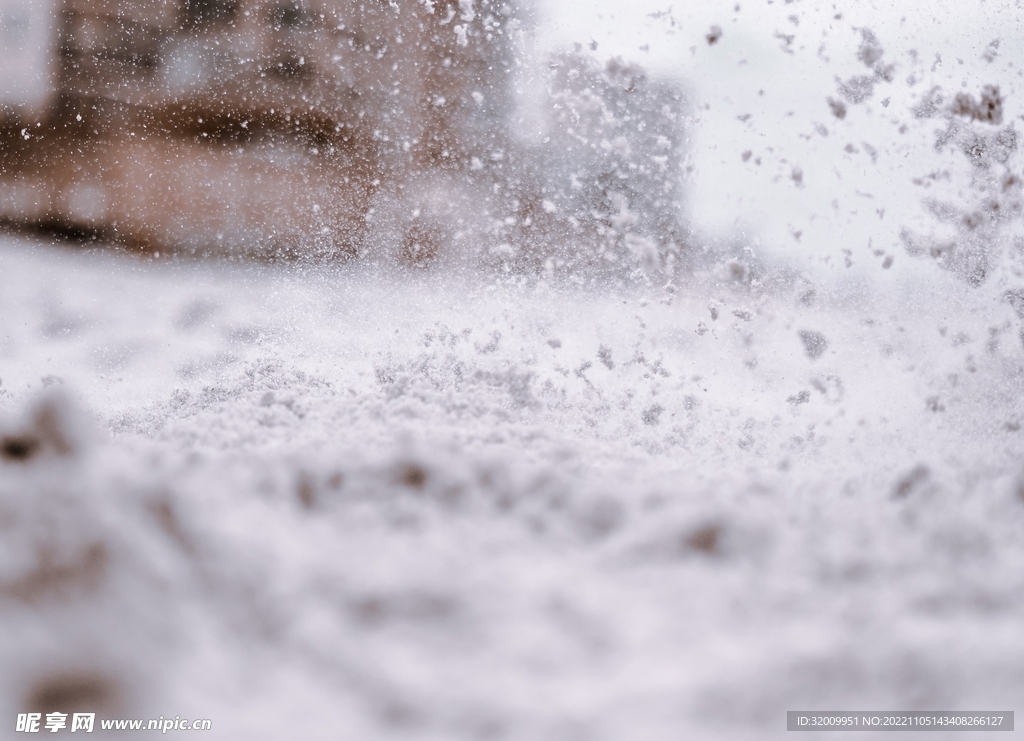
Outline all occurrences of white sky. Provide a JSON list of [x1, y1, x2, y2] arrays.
[[537, 0, 1024, 280]]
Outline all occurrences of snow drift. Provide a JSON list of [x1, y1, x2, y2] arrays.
[[2, 236, 1024, 738]]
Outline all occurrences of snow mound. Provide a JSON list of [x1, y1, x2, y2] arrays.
[[2, 236, 1024, 738]]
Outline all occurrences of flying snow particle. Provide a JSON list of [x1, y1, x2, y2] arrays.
[[857, 29, 884, 68], [950, 85, 1003, 125], [798, 330, 828, 360]]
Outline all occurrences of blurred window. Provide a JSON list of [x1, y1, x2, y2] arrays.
[[184, 0, 237, 28], [269, 3, 306, 31]]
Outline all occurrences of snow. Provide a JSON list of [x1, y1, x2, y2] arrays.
[[2, 234, 1024, 738], [4, 0, 1024, 736], [538, 0, 1024, 283]]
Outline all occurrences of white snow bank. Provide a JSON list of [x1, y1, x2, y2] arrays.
[[2, 234, 1024, 738]]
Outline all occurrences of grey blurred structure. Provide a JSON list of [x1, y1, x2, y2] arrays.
[[512, 51, 688, 277], [0, 0, 58, 118]]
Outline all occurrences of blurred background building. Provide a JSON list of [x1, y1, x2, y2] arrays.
[[0, 0, 524, 259], [0, 0, 687, 275]]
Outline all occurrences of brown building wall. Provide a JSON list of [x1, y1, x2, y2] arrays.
[[1, 0, 524, 257]]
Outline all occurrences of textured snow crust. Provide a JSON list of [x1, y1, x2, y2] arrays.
[[2, 235, 1024, 739]]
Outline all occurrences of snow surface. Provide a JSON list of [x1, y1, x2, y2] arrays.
[[2, 232, 1024, 739]]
